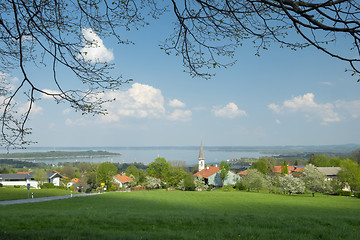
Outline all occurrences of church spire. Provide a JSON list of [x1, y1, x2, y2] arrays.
[[198, 141, 205, 171]]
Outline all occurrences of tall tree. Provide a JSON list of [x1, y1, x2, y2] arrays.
[[220, 161, 230, 187], [2, 1, 359, 148], [281, 161, 288, 175], [338, 159, 360, 193], [147, 157, 170, 181], [97, 162, 117, 190]]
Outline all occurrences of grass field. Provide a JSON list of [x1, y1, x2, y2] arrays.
[[0, 190, 359, 240], [0, 187, 75, 201]]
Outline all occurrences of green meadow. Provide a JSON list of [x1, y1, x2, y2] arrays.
[[0, 190, 359, 240], [0, 187, 74, 201]]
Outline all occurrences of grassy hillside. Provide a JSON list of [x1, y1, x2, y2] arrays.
[[0, 187, 75, 201], [0, 190, 359, 239]]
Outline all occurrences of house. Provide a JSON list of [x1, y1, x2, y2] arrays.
[[67, 178, 80, 188], [0, 173, 38, 188], [315, 167, 341, 181], [270, 166, 304, 175], [194, 166, 240, 187], [0, 171, 63, 188], [113, 174, 133, 188]]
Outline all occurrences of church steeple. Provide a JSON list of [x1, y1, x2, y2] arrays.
[[198, 141, 205, 171]]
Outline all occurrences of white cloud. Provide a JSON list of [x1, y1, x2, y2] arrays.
[[168, 99, 186, 108], [18, 101, 43, 116], [99, 83, 165, 122], [335, 100, 360, 118], [78, 28, 114, 63], [276, 119, 281, 125], [269, 93, 340, 124], [168, 109, 192, 122], [41, 89, 62, 99], [212, 102, 247, 119]]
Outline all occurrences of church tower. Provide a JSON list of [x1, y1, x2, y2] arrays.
[[198, 141, 205, 171]]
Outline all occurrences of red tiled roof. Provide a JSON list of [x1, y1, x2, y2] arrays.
[[237, 170, 248, 176], [271, 166, 303, 174], [17, 171, 30, 174], [194, 166, 220, 178], [114, 174, 133, 183], [293, 167, 304, 172], [71, 178, 80, 183]]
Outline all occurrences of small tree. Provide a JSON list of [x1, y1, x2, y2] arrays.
[[250, 160, 268, 175], [281, 161, 288, 175], [301, 164, 326, 197], [220, 161, 230, 187], [61, 165, 76, 179], [241, 169, 265, 192], [34, 169, 48, 185], [145, 176, 162, 189], [194, 176, 208, 191], [279, 175, 305, 195]]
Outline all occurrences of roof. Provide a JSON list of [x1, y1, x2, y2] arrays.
[[316, 167, 341, 176], [71, 178, 80, 183], [237, 170, 248, 176], [271, 166, 298, 174], [17, 171, 30, 174], [0, 173, 32, 180], [194, 166, 220, 178], [47, 171, 63, 179], [114, 174, 133, 183]]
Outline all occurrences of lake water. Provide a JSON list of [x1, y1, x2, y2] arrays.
[[1, 146, 273, 166]]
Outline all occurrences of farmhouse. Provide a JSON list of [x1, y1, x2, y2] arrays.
[[0, 171, 63, 188], [113, 174, 133, 188]]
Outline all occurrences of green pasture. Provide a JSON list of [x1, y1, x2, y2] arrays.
[[0, 187, 74, 201], [0, 190, 359, 240]]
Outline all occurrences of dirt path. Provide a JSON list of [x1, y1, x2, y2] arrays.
[[0, 193, 100, 206]]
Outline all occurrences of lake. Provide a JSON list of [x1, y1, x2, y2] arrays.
[[1, 146, 273, 166]]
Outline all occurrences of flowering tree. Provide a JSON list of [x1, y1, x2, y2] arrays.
[[301, 164, 326, 197], [279, 174, 305, 195]]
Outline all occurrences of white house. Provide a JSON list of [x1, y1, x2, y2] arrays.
[[0, 171, 63, 189]]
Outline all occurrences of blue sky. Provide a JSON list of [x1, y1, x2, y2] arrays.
[[2, 14, 360, 148]]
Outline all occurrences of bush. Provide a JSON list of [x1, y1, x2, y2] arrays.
[[353, 192, 360, 198], [0, 183, 3, 187], [337, 190, 352, 196], [235, 181, 247, 191], [222, 185, 235, 192], [13, 185, 20, 188], [40, 183, 55, 189], [85, 188, 92, 193]]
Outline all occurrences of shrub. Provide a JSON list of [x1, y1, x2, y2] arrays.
[[41, 183, 55, 189], [85, 188, 92, 193], [0, 183, 3, 187], [222, 185, 235, 192], [235, 181, 247, 191], [353, 192, 360, 198], [14, 185, 20, 188], [337, 190, 352, 196]]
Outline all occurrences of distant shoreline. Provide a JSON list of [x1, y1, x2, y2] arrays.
[[0, 150, 121, 161]]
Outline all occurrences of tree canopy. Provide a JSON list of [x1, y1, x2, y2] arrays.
[[1, 0, 359, 147]]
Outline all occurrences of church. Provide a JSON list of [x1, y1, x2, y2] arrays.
[[194, 142, 240, 187]]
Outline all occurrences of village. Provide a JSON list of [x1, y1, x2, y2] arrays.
[[1, 143, 358, 197]]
